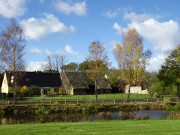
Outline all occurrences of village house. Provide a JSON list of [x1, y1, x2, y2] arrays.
[[124, 84, 149, 94], [1, 71, 63, 95], [61, 70, 112, 95]]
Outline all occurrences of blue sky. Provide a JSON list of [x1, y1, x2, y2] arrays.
[[0, 0, 180, 72]]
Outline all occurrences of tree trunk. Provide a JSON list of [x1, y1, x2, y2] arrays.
[[178, 83, 180, 100], [95, 80, 98, 102], [126, 84, 130, 101]]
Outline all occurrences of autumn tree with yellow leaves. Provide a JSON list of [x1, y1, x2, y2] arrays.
[[87, 41, 109, 101], [114, 28, 151, 101]]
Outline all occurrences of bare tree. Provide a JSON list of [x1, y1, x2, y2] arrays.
[[0, 19, 26, 72], [53, 54, 68, 72], [0, 19, 26, 103], [42, 54, 68, 73]]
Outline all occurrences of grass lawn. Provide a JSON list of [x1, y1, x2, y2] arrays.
[[16, 93, 152, 101], [0, 120, 180, 135]]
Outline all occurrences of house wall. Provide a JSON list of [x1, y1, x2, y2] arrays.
[[1, 73, 9, 93], [61, 71, 74, 95], [125, 85, 142, 94], [49, 87, 65, 95]]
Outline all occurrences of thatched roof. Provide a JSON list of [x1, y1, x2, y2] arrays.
[[61, 70, 89, 90], [61, 70, 111, 90], [5, 71, 62, 87]]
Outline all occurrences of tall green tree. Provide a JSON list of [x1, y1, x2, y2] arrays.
[[61, 62, 78, 70], [79, 60, 108, 71], [114, 28, 151, 100], [86, 41, 109, 101], [158, 44, 180, 99]]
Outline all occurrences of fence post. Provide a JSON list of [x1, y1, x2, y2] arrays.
[[65, 99, 67, 105], [77, 99, 78, 104], [7, 100, 9, 105], [147, 99, 148, 102], [114, 99, 116, 104], [50, 100, 52, 105]]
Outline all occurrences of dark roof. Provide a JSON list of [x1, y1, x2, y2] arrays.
[[61, 70, 111, 90], [6, 71, 62, 87], [61, 70, 89, 90]]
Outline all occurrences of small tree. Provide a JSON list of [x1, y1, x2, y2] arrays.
[[158, 44, 180, 99], [114, 28, 151, 101], [86, 41, 109, 101]]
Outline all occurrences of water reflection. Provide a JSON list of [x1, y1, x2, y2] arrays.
[[0, 110, 177, 125]]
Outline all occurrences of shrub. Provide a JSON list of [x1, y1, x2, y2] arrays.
[[168, 112, 180, 119], [24, 85, 41, 96], [97, 112, 106, 120], [142, 114, 150, 120]]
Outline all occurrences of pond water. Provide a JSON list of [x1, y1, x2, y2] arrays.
[[0, 110, 177, 125]]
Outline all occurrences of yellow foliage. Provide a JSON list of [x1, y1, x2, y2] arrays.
[[21, 85, 28, 91]]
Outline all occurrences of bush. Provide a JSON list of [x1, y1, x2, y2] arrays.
[[168, 112, 180, 119], [142, 114, 150, 120], [24, 85, 41, 96]]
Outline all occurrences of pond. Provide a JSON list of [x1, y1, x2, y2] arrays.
[[0, 110, 178, 125]]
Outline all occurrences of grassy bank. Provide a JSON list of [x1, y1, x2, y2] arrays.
[[0, 120, 180, 135], [17, 93, 152, 101]]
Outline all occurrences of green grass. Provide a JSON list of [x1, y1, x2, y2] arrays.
[[16, 93, 152, 101], [1, 120, 180, 135]]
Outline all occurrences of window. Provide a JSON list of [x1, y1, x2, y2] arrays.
[[54, 88, 59, 92]]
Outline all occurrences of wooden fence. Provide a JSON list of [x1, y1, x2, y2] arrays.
[[1, 98, 179, 105]]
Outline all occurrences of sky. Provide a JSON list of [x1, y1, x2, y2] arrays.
[[0, 0, 180, 72]]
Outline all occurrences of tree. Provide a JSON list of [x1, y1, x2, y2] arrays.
[[107, 69, 122, 88], [0, 19, 26, 72], [86, 41, 109, 101], [42, 54, 68, 73], [61, 62, 78, 70], [114, 28, 151, 101], [79, 60, 108, 71], [0, 19, 26, 103], [158, 44, 180, 99]]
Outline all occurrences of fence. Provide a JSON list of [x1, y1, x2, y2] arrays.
[[3, 98, 179, 105]]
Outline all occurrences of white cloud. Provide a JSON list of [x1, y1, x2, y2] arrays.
[[20, 13, 75, 40], [128, 19, 180, 52], [46, 49, 52, 56], [26, 61, 47, 71], [29, 47, 42, 54], [0, 0, 27, 18], [113, 22, 127, 35], [123, 12, 162, 22], [113, 12, 180, 71], [65, 45, 83, 59], [102, 10, 118, 18], [146, 53, 167, 72], [54, 0, 87, 16]]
